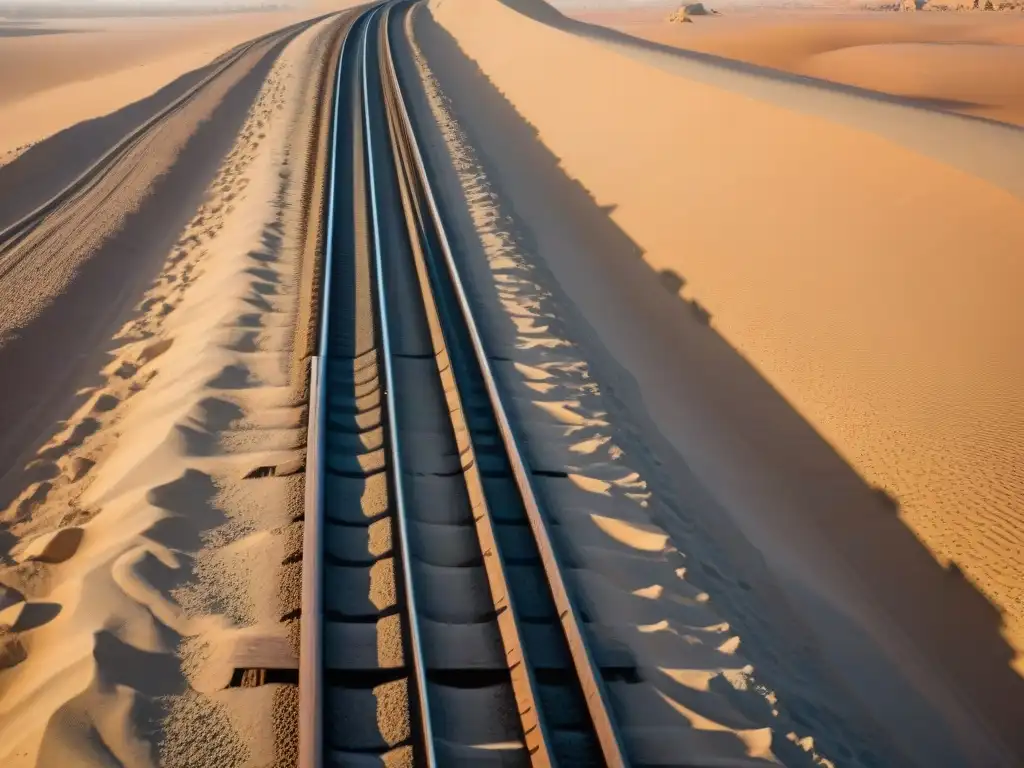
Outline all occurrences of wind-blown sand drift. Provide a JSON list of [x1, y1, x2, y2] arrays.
[[407, 0, 1024, 764]]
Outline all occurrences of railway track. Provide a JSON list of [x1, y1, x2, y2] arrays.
[[302, 3, 636, 765]]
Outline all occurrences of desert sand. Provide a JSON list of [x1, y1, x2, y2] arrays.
[[4, 0, 1024, 763], [568, 6, 1024, 125], [0, 9, 348, 766], [0, 8, 342, 165], [412, 0, 1024, 763]]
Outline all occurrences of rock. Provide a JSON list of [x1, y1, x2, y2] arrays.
[[667, 2, 712, 22]]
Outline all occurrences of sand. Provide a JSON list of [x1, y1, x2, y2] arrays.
[[568, 7, 1024, 125], [411, 0, 1024, 763], [0, 9, 346, 165], [0, 10, 347, 766]]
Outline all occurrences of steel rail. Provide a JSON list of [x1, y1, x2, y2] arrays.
[[300, 352, 323, 768], [299, 9, 362, 768], [380, 4, 632, 765], [360, 6, 438, 765], [376, 5, 560, 765]]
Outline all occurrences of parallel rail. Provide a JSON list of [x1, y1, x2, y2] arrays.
[[380, 7, 631, 766], [362, 4, 439, 763], [298, 7, 358, 768], [303, 3, 631, 765]]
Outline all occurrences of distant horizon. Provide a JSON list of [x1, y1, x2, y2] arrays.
[[0, 0, 869, 18], [0, 0, 299, 19], [547, 0, 871, 10], [0, 0, 294, 4]]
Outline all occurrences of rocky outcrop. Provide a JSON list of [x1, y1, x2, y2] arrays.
[[667, 2, 718, 22], [876, 0, 1023, 9], [891, 0, 1012, 9]]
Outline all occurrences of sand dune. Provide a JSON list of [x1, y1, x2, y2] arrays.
[[569, 8, 1024, 124], [0, 14, 341, 766], [417, 0, 1024, 763]]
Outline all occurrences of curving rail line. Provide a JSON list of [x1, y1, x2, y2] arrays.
[[302, 3, 632, 765]]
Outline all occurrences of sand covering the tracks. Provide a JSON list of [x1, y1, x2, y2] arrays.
[[566, 8, 1024, 126], [0, 4, 359, 164], [419, 0, 1024, 761], [0, 18, 332, 766]]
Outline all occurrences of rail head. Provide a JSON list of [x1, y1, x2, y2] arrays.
[[379, 4, 632, 766], [376, 6, 562, 764], [300, 10, 371, 768], [300, 355, 324, 768], [360, 6, 439, 765]]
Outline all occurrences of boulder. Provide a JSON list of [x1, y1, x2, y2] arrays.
[[668, 2, 712, 22]]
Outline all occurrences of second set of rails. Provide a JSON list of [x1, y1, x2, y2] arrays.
[[301, 2, 634, 766], [0, 18, 322, 273]]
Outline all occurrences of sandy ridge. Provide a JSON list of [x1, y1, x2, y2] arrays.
[[0, 13, 349, 767]]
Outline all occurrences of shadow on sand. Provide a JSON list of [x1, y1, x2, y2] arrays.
[[399, 3, 1024, 764]]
